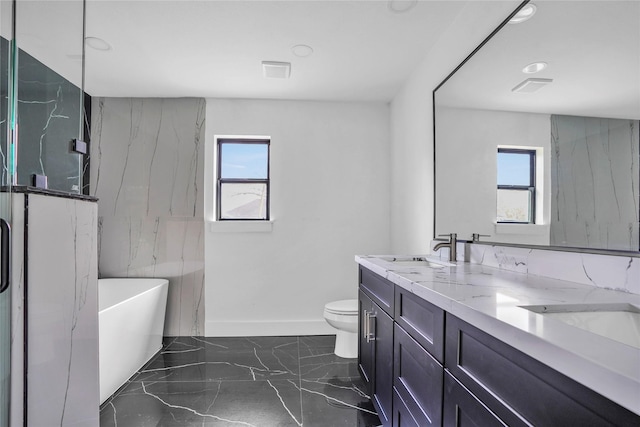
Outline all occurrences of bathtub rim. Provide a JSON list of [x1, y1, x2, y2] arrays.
[[98, 277, 169, 313]]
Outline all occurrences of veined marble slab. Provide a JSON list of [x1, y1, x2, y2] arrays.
[[550, 116, 639, 251], [11, 193, 99, 426], [90, 97, 206, 336], [467, 243, 640, 295], [356, 254, 640, 416]]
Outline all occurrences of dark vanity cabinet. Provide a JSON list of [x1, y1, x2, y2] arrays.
[[358, 266, 640, 427], [359, 268, 444, 427], [358, 269, 394, 426]]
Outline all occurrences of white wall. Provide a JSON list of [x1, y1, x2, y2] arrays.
[[389, 1, 521, 253], [204, 99, 390, 336], [436, 107, 551, 246]]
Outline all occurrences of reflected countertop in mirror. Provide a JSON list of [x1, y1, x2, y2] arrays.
[[434, 0, 640, 254]]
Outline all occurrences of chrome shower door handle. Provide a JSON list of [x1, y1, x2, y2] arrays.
[[0, 219, 10, 293]]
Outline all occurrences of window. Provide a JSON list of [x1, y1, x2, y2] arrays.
[[217, 138, 270, 220], [497, 148, 535, 223]]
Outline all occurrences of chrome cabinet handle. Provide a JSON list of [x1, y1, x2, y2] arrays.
[[363, 310, 369, 339], [366, 312, 376, 343]]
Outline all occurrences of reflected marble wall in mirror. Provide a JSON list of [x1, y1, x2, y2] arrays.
[[435, 0, 640, 253]]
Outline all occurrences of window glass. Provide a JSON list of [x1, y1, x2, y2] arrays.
[[497, 189, 532, 222], [497, 151, 531, 186], [220, 143, 268, 179], [219, 183, 268, 219]]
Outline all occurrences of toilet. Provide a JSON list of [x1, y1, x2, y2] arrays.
[[323, 299, 359, 358]]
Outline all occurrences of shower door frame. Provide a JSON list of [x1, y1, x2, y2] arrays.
[[0, 0, 16, 424]]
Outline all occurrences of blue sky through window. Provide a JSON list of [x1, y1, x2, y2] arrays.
[[221, 143, 268, 179], [497, 151, 531, 186]]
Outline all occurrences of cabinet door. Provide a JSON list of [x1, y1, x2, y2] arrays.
[[359, 288, 394, 426], [443, 371, 506, 427], [394, 324, 442, 426], [358, 290, 374, 392], [371, 301, 394, 427]]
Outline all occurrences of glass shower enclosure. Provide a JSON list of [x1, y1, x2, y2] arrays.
[[0, 0, 15, 423], [1, 0, 87, 423]]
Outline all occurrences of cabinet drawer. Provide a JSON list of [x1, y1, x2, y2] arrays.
[[394, 286, 444, 362], [393, 388, 421, 427], [443, 371, 506, 427], [393, 324, 443, 427], [359, 267, 394, 316], [445, 314, 640, 426]]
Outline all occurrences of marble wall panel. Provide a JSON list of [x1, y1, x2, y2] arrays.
[[98, 216, 204, 335], [10, 193, 99, 426], [468, 244, 640, 295], [550, 116, 639, 251], [17, 48, 83, 193], [9, 194, 25, 427], [28, 195, 99, 426], [90, 97, 205, 336]]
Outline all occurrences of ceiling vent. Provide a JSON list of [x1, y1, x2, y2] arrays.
[[262, 61, 291, 79], [511, 78, 553, 93]]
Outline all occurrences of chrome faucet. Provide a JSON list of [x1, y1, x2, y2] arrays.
[[472, 233, 490, 243], [433, 233, 457, 262]]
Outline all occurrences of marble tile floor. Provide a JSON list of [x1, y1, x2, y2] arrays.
[[100, 335, 382, 427]]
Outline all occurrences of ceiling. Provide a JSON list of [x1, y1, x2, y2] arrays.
[[14, 1, 638, 116], [19, 0, 475, 101]]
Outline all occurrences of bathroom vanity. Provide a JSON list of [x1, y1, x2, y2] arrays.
[[356, 254, 640, 427]]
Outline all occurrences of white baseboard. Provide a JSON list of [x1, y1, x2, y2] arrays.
[[205, 319, 335, 337]]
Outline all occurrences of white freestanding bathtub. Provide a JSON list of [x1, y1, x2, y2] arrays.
[[98, 278, 169, 404]]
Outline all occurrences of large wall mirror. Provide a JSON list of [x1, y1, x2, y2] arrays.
[[434, 0, 640, 254]]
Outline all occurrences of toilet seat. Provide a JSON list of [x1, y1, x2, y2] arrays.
[[324, 299, 358, 315]]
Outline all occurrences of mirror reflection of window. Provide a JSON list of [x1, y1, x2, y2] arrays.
[[497, 148, 536, 224]]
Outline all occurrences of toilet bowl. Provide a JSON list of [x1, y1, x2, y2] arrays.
[[323, 299, 359, 358]]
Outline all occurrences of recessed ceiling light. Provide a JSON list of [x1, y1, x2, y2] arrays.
[[262, 61, 291, 79], [292, 44, 313, 58], [85, 37, 111, 51], [388, 0, 417, 13], [509, 3, 537, 24], [522, 62, 548, 74], [512, 78, 553, 93]]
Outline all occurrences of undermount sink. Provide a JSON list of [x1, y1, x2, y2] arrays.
[[380, 256, 451, 268], [521, 303, 640, 349]]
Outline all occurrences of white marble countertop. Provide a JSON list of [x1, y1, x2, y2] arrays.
[[355, 254, 640, 416]]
